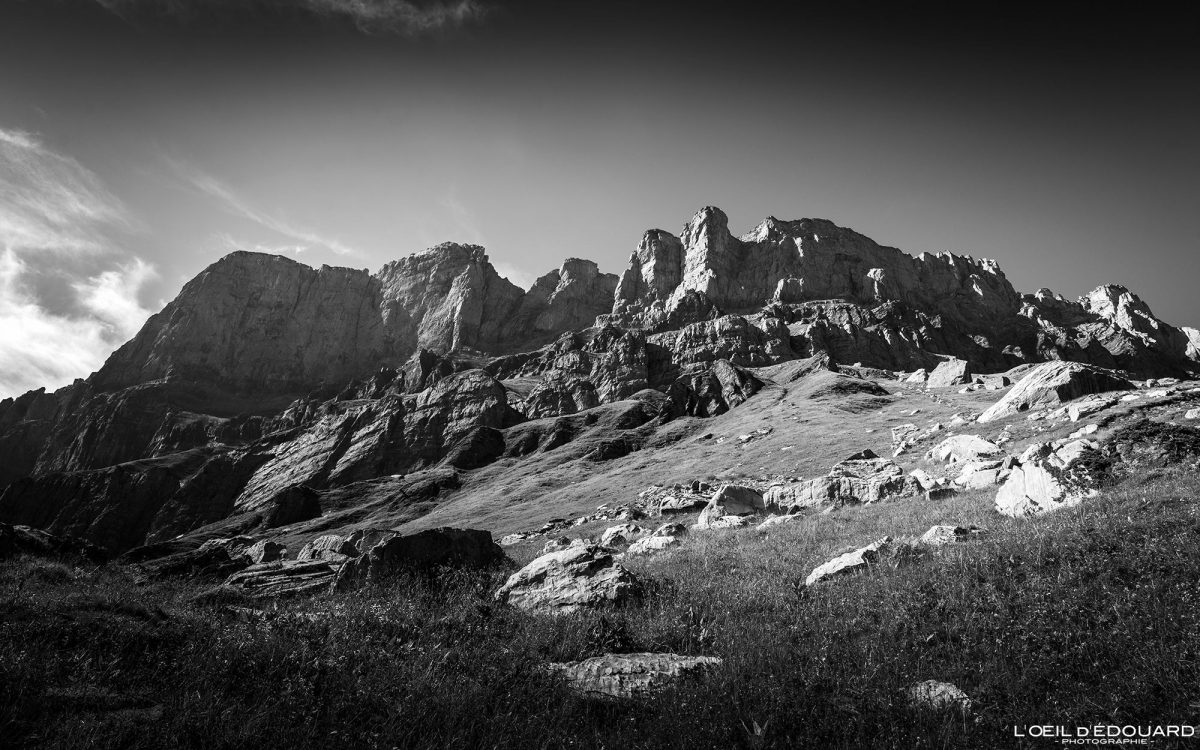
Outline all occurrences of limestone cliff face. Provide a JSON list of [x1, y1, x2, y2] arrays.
[[94, 252, 388, 394], [610, 207, 1023, 333]]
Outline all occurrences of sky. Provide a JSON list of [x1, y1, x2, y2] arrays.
[[0, 0, 1197, 397]]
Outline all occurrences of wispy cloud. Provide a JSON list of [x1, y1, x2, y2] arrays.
[[0, 129, 137, 254], [93, 0, 492, 36], [0, 128, 158, 398], [166, 156, 357, 257]]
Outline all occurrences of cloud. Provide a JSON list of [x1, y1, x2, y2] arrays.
[[0, 128, 158, 398], [93, 0, 492, 36], [167, 157, 358, 257], [0, 249, 158, 398], [0, 129, 136, 254]]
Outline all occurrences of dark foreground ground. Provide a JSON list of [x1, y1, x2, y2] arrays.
[[3, 464, 1200, 749]]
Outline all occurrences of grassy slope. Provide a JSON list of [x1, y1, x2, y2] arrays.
[[4, 463, 1200, 749]]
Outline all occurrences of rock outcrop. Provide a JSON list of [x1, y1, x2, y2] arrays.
[[766, 454, 921, 513]]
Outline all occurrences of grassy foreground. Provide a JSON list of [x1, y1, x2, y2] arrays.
[[3, 470, 1200, 749]]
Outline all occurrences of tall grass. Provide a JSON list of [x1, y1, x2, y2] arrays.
[[3, 469, 1200, 748]]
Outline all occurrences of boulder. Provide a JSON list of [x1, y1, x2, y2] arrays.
[[926, 435, 1003, 464], [907, 680, 970, 712], [337, 528, 506, 588], [918, 525, 984, 547], [548, 653, 722, 699], [756, 514, 802, 532], [994, 458, 1093, 518], [493, 544, 641, 614], [694, 484, 764, 529], [296, 534, 358, 562], [626, 535, 681, 556], [926, 359, 971, 388], [978, 362, 1134, 423], [599, 524, 651, 547], [1186, 408, 1200, 420], [805, 537, 893, 587], [903, 369, 928, 384], [709, 484, 765, 513]]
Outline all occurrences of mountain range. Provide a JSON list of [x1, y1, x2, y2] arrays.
[[2, 206, 1197, 553]]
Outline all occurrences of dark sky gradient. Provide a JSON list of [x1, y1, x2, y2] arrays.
[[0, 0, 1197, 395]]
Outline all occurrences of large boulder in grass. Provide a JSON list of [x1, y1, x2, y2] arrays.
[[926, 358, 971, 388], [994, 441, 1098, 517], [977, 362, 1133, 423], [549, 653, 722, 698], [335, 527, 506, 589], [494, 543, 641, 614], [694, 484, 764, 529]]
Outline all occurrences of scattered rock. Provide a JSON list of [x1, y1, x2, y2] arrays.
[[548, 653, 722, 699], [494, 544, 641, 614]]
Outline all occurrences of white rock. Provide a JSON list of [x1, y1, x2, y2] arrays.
[[626, 535, 680, 556], [907, 680, 971, 712], [926, 435, 1003, 464], [805, 537, 892, 587]]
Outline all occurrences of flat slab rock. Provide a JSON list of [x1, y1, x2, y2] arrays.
[[805, 537, 894, 587], [222, 560, 340, 598], [548, 652, 722, 698], [494, 543, 641, 614]]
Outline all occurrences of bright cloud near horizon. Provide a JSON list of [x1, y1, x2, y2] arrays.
[[0, 1, 1196, 399]]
